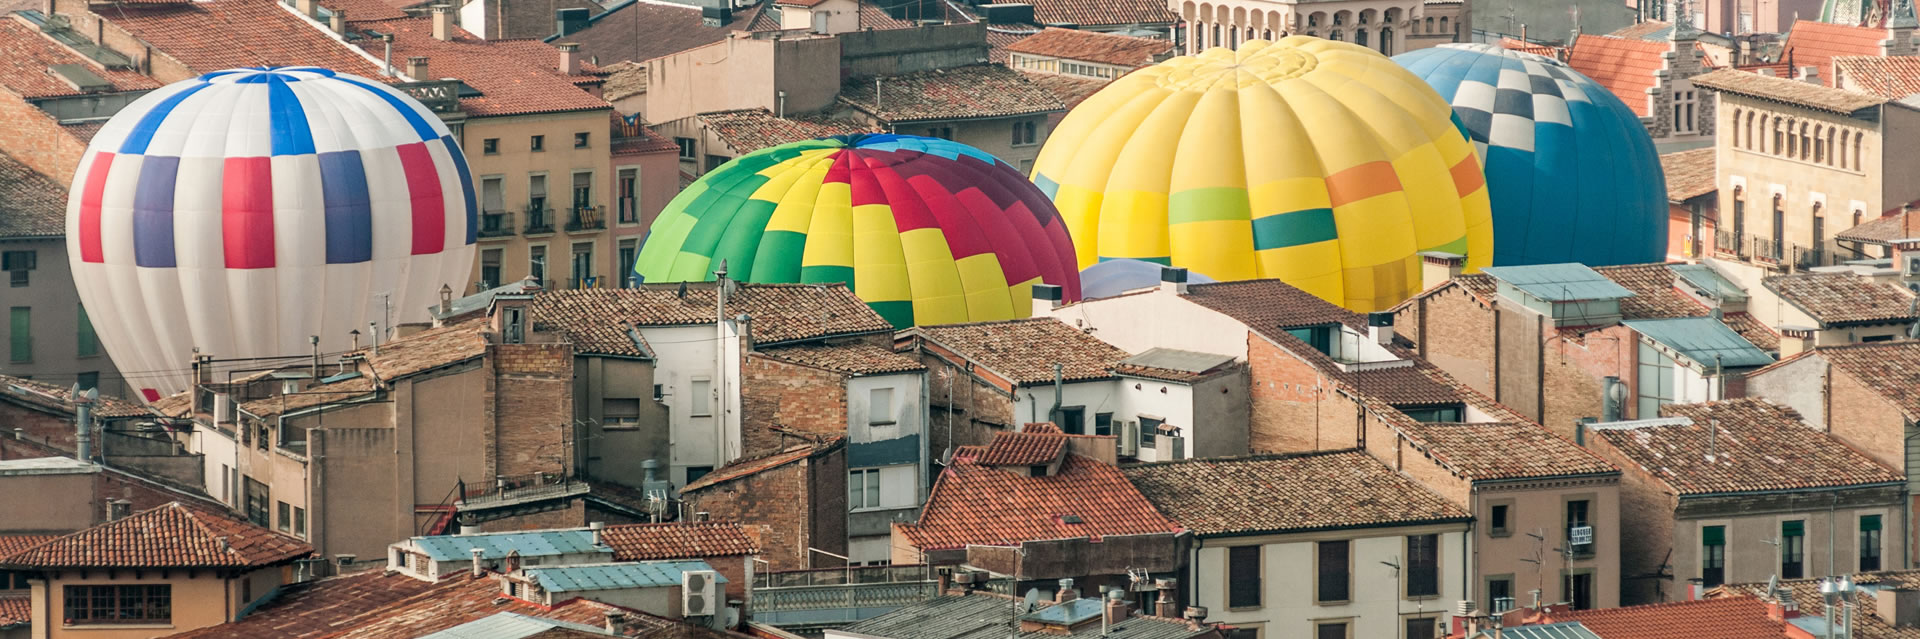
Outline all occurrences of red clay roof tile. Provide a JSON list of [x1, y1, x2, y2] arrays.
[[902, 452, 1180, 550], [1595, 398, 1904, 495], [912, 318, 1130, 385], [1816, 339, 1920, 421], [0, 18, 161, 99], [1019, 0, 1174, 28], [1002, 27, 1172, 67], [697, 108, 879, 155], [755, 341, 925, 375], [1763, 271, 1919, 325], [109, 0, 387, 77], [1123, 450, 1470, 536], [1567, 34, 1669, 117], [837, 64, 1065, 123], [974, 431, 1068, 466], [4, 502, 311, 569], [1783, 20, 1887, 86], [681, 442, 839, 493], [1833, 54, 1920, 97], [348, 17, 611, 117], [532, 284, 892, 355], [1395, 421, 1618, 481], [0, 595, 24, 628], [600, 521, 762, 560], [1661, 148, 1717, 201], [1548, 595, 1788, 638]]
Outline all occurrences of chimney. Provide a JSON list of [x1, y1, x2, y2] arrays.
[[695, 511, 710, 522], [1766, 589, 1800, 621], [1153, 578, 1177, 616], [1159, 266, 1189, 295], [329, 8, 347, 33], [431, 5, 452, 40], [605, 610, 629, 635], [1367, 311, 1395, 345], [1182, 606, 1207, 631], [470, 548, 484, 577], [1055, 578, 1078, 603], [1104, 589, 1130, 623], [556, 42, 581, 75], [295, 0, 315, 18], [590, 521, 605, 546], [439, 284, 453, 314], [1799, 65, 1819, 83], [1779, 326, 1816, 358], [1032, 283, 1064, 315], [1878, 587, 1920, 628], [1419, 251, 1466, 290], [407, 56, 430, 81]]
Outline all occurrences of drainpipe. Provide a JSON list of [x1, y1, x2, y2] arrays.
[[72, 386, 96, 463], [1049, 363, 1062, 426], [714, 261, 729, 470]]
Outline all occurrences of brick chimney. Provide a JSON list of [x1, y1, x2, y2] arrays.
[[1420, 251, 1466, 289], [407, 56, 429, 80], [1799, 65, 1820, 84], [432, 5, 453, 41], [556, 42, 581, 75], [329, 8, 347, 33], [1054, 578, 1078, 603]]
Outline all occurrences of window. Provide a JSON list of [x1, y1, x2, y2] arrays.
[[1400, 405, 1462, 423], [1673, 89, 1697, 134], [849, 468, 881, 510], [618, 239, 638, 288], [705, 154, 729, 172], [1406, 534, 1439, 598], [574, 132, 590, 148], [1404, 617, 1437, 639], [1636, 342, 1674, 418], [1316, 540, 1349, 603], [1011, 120, 1037, 146], [9, 307, 29, 363], [603, 398, 641, 428], [529, 245, 548, 285], [925, 126, 953, 140], [675, 137, 697, 160], [1057, 406, 1085, 434], [572, 171, 593, 213], [690, 378, 712, 416], [1227, 545, 1261, 609], [1864, 335, 1898, 343], [277, 501, 291, 532], [1140, 416, 1163, 448], [1487, 576, 1515, 612], [1861, 515, 1883, 571], [1781, 520, 1805, 579], [64, 585, 170, 624], [530, 135, 544, 152], [294, 506, 306, 538], [1565, 499, 1592, 556], [244, 477, 270, 528], [77, 304, 99, 358], [1560, 571, 1593, 609], [480, 249, 503, 290], [685, 466, 713, 483], [569, 242, 593, 288], [1702, 524, 1726, 587], [1094, 412, 1113, 436], [1285, 324, 1335, 355], [2, 250, 33, 287], [869, 387, 895, 425], [528, 174, 549, 228], [1490, 503, 1511, 536], [480, 177, 505, 217], [1315, 621, 1349, 639], [482, 138, 499, 154], [618, 169, 639, 224]]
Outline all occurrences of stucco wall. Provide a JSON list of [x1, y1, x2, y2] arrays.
[[1192, 526, 1467, 638]]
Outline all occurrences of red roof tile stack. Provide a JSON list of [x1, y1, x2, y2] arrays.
[[1593, 398, 1903, 495], [1122, 450, 1471, 536], [108, 0, 386, 76], [1763, 272, 1919, 326], [837, 64, 1065, 123], [1002, 28, 1172, 67], [1566, 34, 1670, 116], [697, 108, 878, 155], [755, 341, 926, 375], [3, 502, 310, 569], [901, 453, 1180, 550], [1783, 20, 1887, 86], [1547, 595, 1788, 638], [974, 431, 1068, 466], [600, 520, 762, 560], [912, 318, 1130, 385], [0, 18, 161, 98]]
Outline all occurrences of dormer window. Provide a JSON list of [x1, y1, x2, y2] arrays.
[[1285, 324, 1337, 356], [1399, 404, 1464, 423]]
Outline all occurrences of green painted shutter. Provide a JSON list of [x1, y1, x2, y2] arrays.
[[8, 307, 27, 363], [1783, 520, 1804, 537], [1862, 515, 1882, 532], [1702, 525, 1725, 546], [77, 304, 98, 357]]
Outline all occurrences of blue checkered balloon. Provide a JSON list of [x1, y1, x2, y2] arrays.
[[1396, 44, 1667, 267]]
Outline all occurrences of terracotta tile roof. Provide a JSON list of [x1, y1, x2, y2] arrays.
[[363, 320, 490, 379], [601, 520, 762, 560], [987, 28, 1035, 64], [561, 0, 746, 66], [837, 64, 1065, 123], [1020, 0, 1174, 28], [1662, 148, 1717, 201], [0, 18, 161, 98], [533, 283, 892, 354], [1019, 69, 1110, 108], [755, 341, 925, 375], [613, 112, 681, 155], [60, 120, 105, 145], [1816, 339, 1920, 421], [314, 0, 411, 20], [682, 440, 840, 492], [1593, 398, 1903, 495], [1714, 572, 1920, 639], [1783, 20, 1886, 87], [901, 453, 1180, 550], [1837, 209, 1920, 243], [0, 595, 25, 629], [911, 318, 1130, 385], [975, 430, 1068, 466], [349, 17, 612, 117], [1182, 279, 1364, 331], [1764, 272, 1918, 326], [1691, 67, 1887, 113], [1547, 595, 1788, 638], [0, 534, 56, 559], [1721, 311, 1780, 351], [1502, 37, 1565, 59], [1607, 20, 1674, 40], [0, 150, 69, 240], [109, 0, 386, 77], [1833, 55, 1920, 97], [697, 108, 878, 155], [1394, 421, 1618, 481], [1, 374, 153, 418], [1739, 60, 1796, 77], [239, 374, 378, 419], [1567, 34, 1670, 116], [856, 2, 916, 29], [1454, 273, 1498, 301], [1122, 450, 1470, 536], [3, 502, 310, 569], [1593, 263, 1708, 319], [1002, 27, 1170, 67], [491, 38, 607, 78], [161, 570, 442, 639]]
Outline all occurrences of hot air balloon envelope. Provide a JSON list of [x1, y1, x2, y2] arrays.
[[1395, 43, 1667, 266], [634, 134, 1080, 328], [66, 66, 476, 401]]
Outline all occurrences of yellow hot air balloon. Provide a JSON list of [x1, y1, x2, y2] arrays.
[[1032, 37, 1493, 312]]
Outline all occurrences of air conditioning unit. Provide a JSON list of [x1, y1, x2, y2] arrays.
[[682, 570, 719, 617], [1117, 420, 1139, 456], [1906, 256, 1920, 276]]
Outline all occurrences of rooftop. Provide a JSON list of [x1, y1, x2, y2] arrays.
[[346, 16, 611, 118], [1783, 20, 1887, 87], [1813, 339, 1920, 421], [911, 317, 1130, 385], [755, 341, 926, 376], [1690, 67, 1888, 114], [837, 64, 1065, 123], [1121, 450, 1470, 537], [1546, 595, 1787, 639], [107, 0, 386, 76], [1763, 272, 1919, 326], [1015, 0, 1176, 28], [1, 374, 154, 418], [1001, 28, 1172, 67], [162, 570, 442, 639], [417, 612, 614, 639], [600, 521, 761, 560], [406, 528, 609, 562], [973, 430, 1068, 466], [3, 502, 311, 569], [842, 593, 1214, 639], [522, 560, 723, 593], [1713, 571, 1920, 639], [1592, 398, 1903, 495], [1112, 348, 1238, 383], [0, 17, 160, 99], [1481, 264, 1638, 302], [363, 320, 491, 380], [901, 453, 1180, 551], [0, 594, 23, 629], [1566, 34, 1671, 117], [681, 442, 839, 493], [1180, 279, 1363, 331], [0, 151, 68, 240], [1835, 209, 1920, 244], [0, 535, 55, 558], [0, 456, 98, 476], [1661, 148, 1717, 201], [1623, 317, 1777, 368], [1833, 54, 1920, 98], [533, 283, 893, 356], [1393, 421, 1620, 481], [545, 0, 744, 66], [697, 108, 877, 156]]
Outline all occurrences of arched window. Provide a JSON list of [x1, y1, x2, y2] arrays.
[[1330, 29, 1343, 40], [1839, 129, 1849, 169], [1264, 29, 1272, 39], [1425, 16, 1434, 32], [1776, 118, 1787, 156], [1380, 26, 1394, 53], [1439, 16, 1448, 33], [1309, 12, 1321, 26], [1745, 111, 1755, 149], [1731, 108, 1742, 147], [1814, 124, 1825, 163], [1334, 11, 1347, 25], [1799, 122, 1811, 160], [1854, 131, 1864, 168], [1358, 9, 1372, 23], [1356, 28, 1368, 46], [1213, 24, 1222, 47]]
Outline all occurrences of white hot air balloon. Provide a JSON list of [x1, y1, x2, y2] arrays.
[[66, 66, 476, 401]]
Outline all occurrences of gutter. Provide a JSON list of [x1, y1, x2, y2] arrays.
[[1678, 480, 1906, 500], [1469, 471, 1623, 487], [1194, 515, 1476, 539]]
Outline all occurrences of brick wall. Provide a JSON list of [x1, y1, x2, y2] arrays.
[[0, 403, 77, 452], [475, 500, 588, 532], [741, 354, 847, 458], [0, 89, 88, 184], [1827, 368, 1909, 471], [490, 343, 574, 478], [1246, 335, 1362, 454], [1495, 306, 1545, 421], [680, 444, 847, 570], [918, 349, 1015, 452], [1397, 286, 1498, 395], [1585, 431, 1680, 604], [1540, 324, 1637, 439]]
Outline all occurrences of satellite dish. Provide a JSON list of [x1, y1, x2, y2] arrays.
[[1022, 588, 1042, 613]]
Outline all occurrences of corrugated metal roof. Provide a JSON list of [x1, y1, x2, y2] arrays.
[[410, 529, 611, 561], [1476, 622, 1601, 639], [1671, 264, 1749, 302], [1481, 264, 1637, 302], [1624, 317, 1777, 369], [524, 560, 723, 592], [1117, 348, 1235, 374], [417, 612, 612, 639]]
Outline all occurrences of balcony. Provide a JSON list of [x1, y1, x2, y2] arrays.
[[1789, 243, 1826, 270], [566, 205, 606, 232], [478, 210, 515, 238], [524, 207, 554, 235], [1713, 229, 1745, 258], [1751, 236, 1784, 264]]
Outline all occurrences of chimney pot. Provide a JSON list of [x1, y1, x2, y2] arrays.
[[407, 56, 430, 81], [1055, 578, 1077, 603], [470, 548, 484, 578], [1031, 283, 1064, 315], [1159, 267, 1189, 295], [431, 5, 452, 41], [1799, 65, 1819, 83], [556, 42, 581, 75], [606, 610, 628, 635]]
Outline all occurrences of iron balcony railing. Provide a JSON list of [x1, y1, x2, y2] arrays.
[[525, 206, 554, 234], [479, 210, 515, 238], [567, 205, 606, 232]]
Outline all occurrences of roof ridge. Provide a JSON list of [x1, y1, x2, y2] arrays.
[[1120, 448, 1361, 468]]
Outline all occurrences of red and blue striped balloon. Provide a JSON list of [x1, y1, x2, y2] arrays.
[[66, 66, 476, 400]]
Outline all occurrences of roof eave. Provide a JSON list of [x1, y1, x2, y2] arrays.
[[1191, 515, 1475, 539], [1678, 479, 1906, 499]]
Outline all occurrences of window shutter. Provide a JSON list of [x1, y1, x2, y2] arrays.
[[1783, 520, 1804, 536], [1862, 516, 1882, 531], [1702, 525, 1725, 546]]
